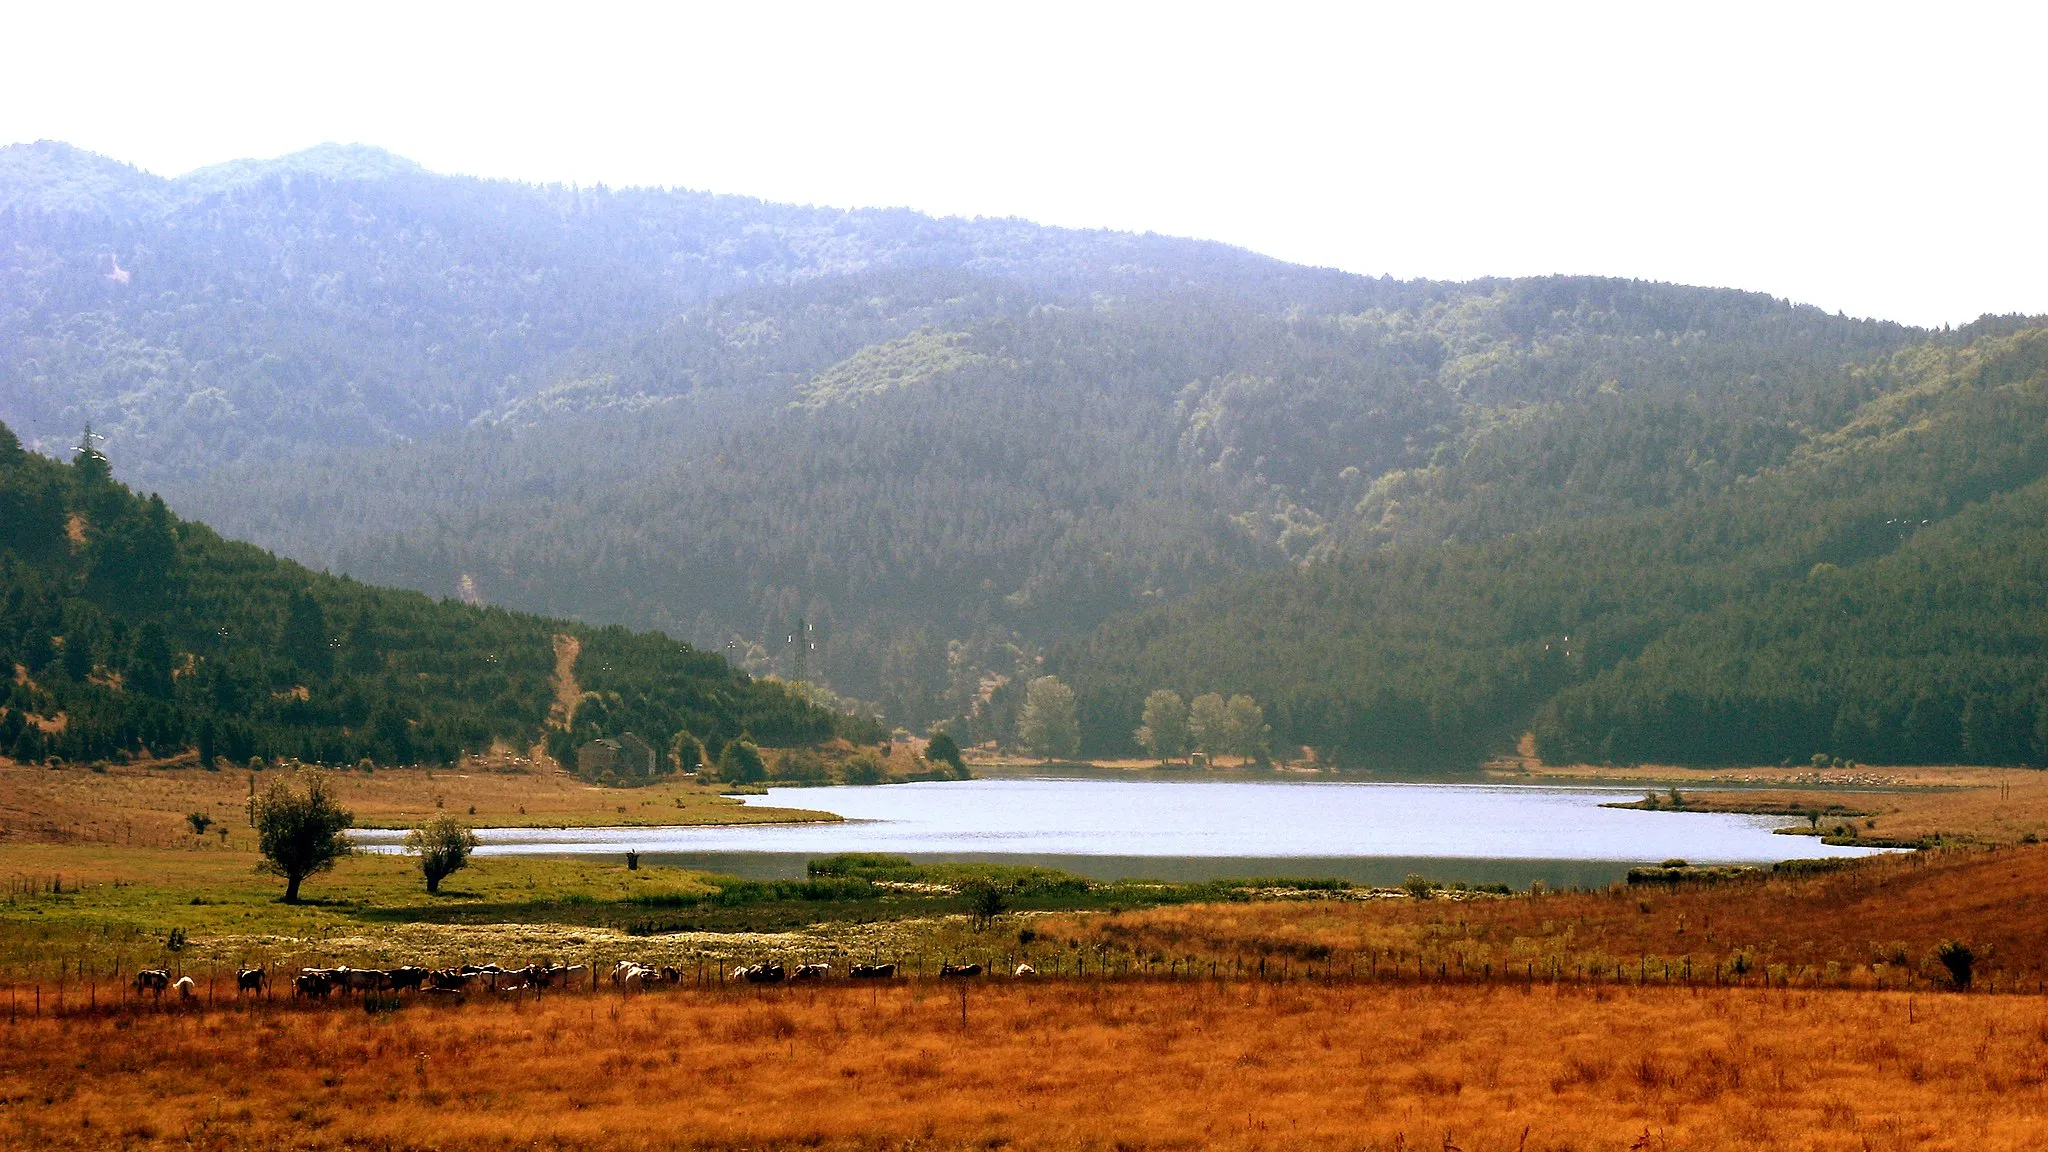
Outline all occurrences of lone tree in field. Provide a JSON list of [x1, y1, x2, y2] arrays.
[[253, 773, 354, 903], [404, 814, 479, 894], [1134, 689, 1188, 764], [1019, 676, 1080, 761]]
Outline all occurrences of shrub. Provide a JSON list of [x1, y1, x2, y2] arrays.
[[925, 731, 968, 778], [842, 753, 884, 786], [963, 880, 1010, 929], [717, 739, 766, 785], [1933, 940, 1975, 990], [186, 811, 213, 835], [809, 853, 919, 880], [775, 747, 833, 784]]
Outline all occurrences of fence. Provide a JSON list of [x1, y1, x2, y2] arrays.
[[1, 939, 2032, 1024]]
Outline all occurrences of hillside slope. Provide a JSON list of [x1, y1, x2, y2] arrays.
[[1056, 327, 2048, 767], [3, 142, 1943, 734], [0, 420, 864, 768], [165, 273, 1921, 730]]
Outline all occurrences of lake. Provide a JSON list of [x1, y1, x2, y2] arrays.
[[353, 775, 1893, 888]]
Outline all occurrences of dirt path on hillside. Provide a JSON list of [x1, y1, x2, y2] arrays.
[[548, 634, 581, 730]]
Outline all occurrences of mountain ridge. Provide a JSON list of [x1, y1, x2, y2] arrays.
[[10, 140, 2024, 756], [0, 141, 1344, 473]]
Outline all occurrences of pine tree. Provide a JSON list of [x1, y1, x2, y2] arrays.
[[279, 590, 334, 678]]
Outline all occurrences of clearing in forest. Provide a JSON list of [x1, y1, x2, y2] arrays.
[[548, 633, 581, 730]]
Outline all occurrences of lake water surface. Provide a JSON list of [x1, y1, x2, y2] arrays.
[[353, 776, 1891, 887]]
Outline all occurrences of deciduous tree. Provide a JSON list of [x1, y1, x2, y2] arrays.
[[404, 814, 479, 894], [1019, 676, 1079, 761], [253, 773, 354, 903], [1134, 689, 1188, 763], [717, 738, 766, 784], [1221, 695, 1270, 763], [1188, 693, 1229, 758]]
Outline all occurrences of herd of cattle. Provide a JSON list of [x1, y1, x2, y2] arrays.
[[294, 963, 593, 998], [128, 959, 1039, 1001], [611, 960, 1036, 985]]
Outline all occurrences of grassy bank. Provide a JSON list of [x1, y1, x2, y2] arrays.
[[1497, 759, 2048, 847], [0, 833, 1413, 978]]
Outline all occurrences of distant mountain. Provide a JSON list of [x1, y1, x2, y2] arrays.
[[0, 140, 1333, 473], [176, 142, 428, 193], [0, 417, 866, 769], [6, 142, 1972, 745]]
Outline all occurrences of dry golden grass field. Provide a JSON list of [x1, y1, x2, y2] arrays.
[[1052, 842, 2048, 993], [6, 978, 2047, 1151], [0, 759, 833, 846]]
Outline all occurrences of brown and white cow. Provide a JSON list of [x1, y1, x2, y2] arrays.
[[733, 963, 785, 984], [236, 968, 267, 995], [428, 969, 473, 991]]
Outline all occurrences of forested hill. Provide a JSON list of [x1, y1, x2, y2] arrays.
[[1, 141, 1947, 741], [1055, 327, 2048, 768], [0, 420, 865, 769], [156, 272, 1921, 734]]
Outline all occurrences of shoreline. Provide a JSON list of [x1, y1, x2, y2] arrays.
[[346, 806, 843, 832]]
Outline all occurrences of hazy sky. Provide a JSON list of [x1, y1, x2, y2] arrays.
[[4, 1, 2042, 327]]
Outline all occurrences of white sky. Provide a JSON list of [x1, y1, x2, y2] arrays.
[[3, 1, 2042, 327]]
